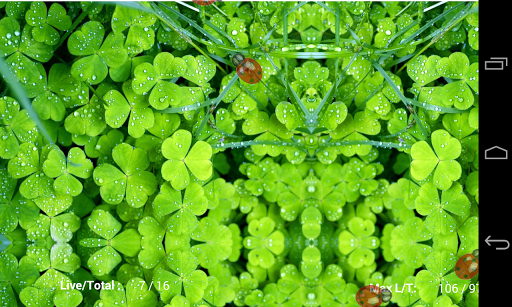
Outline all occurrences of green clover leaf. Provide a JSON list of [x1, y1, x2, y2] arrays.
[[25, 2, 72, 45], [390, 217, 433, 269], [407, 55, 441, 86], [465, 171, 479, 204], [162, 129, 213, 190], [338, 217, 380, 269], [7, 143, 55, 200], [436, 52, 478, 109], [0, 16, 53, 63], [68, 21, 128, 84], [93, 143, 157, 207], [154, 251, 208, 303], [182, 55, 216, 86], [112, 4, 157, 54], [457, 216, 478, 257], [137, 216, 167, 269], [0, 252, 39, 305], [415, 182, 469, 235], [411, 129, 462, 190], [416, 250, 470, 303], [242, 111, 293, 156], [64, 83, 115, 137], [331, 112, 381, 156], [81, 209, 141, 275], [294, 61, 329, 88], [243, 217, 285, 269], [104, 80, 155, 138], [32, 63, 80, 122], [0, 169, 39, 233], [0, 97, 38, 159], [153, 182, 208, 235], [190, 216, 233, 269], [42, 147, 93, 196], [132, 52, 187, 109], [53, 289, 83, 307]]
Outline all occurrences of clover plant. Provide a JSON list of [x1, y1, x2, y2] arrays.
[[0, 1, 479, 307]]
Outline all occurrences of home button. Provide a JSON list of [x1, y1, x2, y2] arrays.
[[484, 146, 508, 160]]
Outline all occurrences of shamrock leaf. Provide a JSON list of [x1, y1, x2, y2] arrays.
[[53, 289, 82, 307], [64, 83, 115, 137], [32, 63, 80, 122], [132, 52, 187, 109], [343, 55, 372, 81], [43, 147, 93, 196], [0, 16, 54, 63], [294, 61, 329, 88], [162, 129, 213, 190], [0, 169, 39, 233], [153, 182, 208, 235], [93, 143, 157, 207], [457, 216, 478, 257], [154, 251, 208, 303], [415, 182, 469, 235], [137, 216, 166, 269], [135, 113, 181, 162], [331, 112, 381, 156], [411, 129, 462, 190], [416, 251, 470, 303], [68, 21, 128, 84], [182, 55, 216, 86], [7, 142, 55, 199], [465, 171, 479, 204], [407, 55, 441, 86], [81, 209, 141, 275], [112, 4, 157, 54], [390, 217, 433, 269], [338, 217, 380, 269], [19, 286, 53, 307], [227, 18, 249, 47], [0, 252, 39, 305], [190, 216, 232, 269], [243, 217, 285, 269], [104, 80, 155, 138], [0, 97, 38, 159], [25, 2, 72, 45], [242, 111, 293, 156], [436, 52, 478, 109], [345, 158, 380, 196]]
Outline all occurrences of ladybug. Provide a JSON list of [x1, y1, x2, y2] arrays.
[[192, 0, 216, 6], [355, 285, 383, 307], [455, 253, 479, 280], [237, 58, 263, 84]]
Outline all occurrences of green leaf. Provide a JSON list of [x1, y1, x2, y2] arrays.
[[390, 217, 433, 269], [94, 143, 157, 207], [69, 21, 127, 84], [54, 289, 82, 307], [411, 129, 462, 190], [407, 55, 441, 86], [190, 217, 233, 269], [182, 55, 216, 86], [415, 182, 469, 235], [138, 216, 165, 269], [87, 209, 121, 240], [162, 130, 213, 190]]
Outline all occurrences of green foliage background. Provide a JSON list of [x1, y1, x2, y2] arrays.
[[0, 1, 479, 307]]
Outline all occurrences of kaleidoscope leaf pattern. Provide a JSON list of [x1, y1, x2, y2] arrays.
[[0, 2, 479, 307]]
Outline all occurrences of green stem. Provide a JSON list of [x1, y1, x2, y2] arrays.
[[149, 2, 227, 74]]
